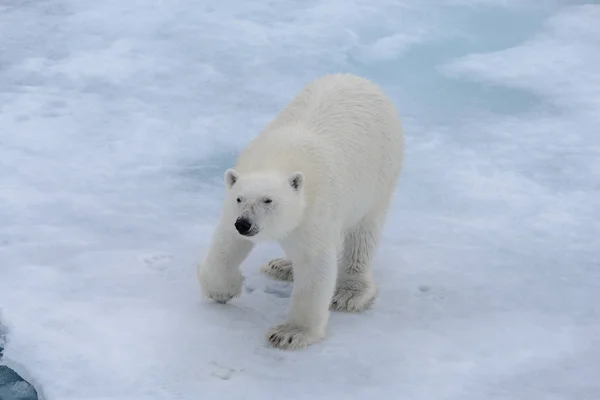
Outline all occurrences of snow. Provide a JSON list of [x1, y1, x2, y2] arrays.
[[1, 1, 599, 399]]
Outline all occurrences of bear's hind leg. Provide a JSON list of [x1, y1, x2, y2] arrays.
[[331, 215, 383, 312], [261, 257, 294, 281]]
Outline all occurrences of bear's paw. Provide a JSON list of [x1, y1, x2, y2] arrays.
[[198, 267, 244, 304], [266, 323, 323, 350], [260, 258, 294, 281]]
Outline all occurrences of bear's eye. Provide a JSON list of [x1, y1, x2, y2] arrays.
[[236, 197, 242, 203], [263, 198, 272, 204]]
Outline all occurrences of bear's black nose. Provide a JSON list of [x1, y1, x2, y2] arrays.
[[235, 218, 252, 235]]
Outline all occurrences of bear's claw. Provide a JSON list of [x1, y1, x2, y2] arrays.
[[266, 323, 323, 350], [330, 281, 377, 312], [261, 258, 294, 281]]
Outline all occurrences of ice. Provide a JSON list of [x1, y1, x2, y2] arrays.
[[0, 366, 38, 400], [1, 1, 599, 400]]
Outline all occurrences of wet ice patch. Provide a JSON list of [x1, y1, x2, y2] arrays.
[[0, 366, 38, 400], [441, 4, 600, 111]]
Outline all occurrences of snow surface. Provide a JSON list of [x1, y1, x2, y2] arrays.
[[1, 1, 599, 399]]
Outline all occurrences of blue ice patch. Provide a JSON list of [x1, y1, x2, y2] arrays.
[[0, 325, 38, 400], [0, 366, 38, 400]]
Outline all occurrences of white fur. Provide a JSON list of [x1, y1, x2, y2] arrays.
[[197, 73, 404, 350]]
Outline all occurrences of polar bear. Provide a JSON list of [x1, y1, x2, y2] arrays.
[[197, 73, 404, 350]]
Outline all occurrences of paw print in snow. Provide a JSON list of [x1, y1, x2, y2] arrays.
[[142, 254, 173, 270]]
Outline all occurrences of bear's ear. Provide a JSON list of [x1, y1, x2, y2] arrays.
[[288, 171, 304, 191], [224, 168, 239, 189]]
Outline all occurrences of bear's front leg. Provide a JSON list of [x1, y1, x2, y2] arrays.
[[197, 220, 254, 304], [266, 244, 337, 350]]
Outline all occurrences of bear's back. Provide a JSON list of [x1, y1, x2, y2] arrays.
[[237, 74, 404, 226]]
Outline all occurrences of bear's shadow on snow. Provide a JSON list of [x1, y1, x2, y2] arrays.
[[245, 281, 292, 299]]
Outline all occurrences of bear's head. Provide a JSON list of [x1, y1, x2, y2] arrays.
[[223, 168, 306, 242]]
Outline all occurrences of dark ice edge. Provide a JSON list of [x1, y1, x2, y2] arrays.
[[0, 322, 39, 400]]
